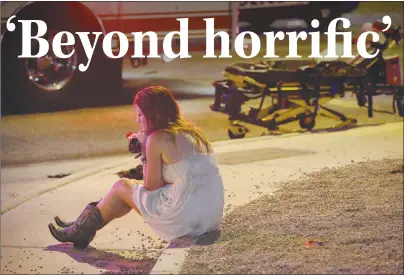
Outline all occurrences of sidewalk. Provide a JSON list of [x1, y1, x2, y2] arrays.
[[1, 122, 403, 274]]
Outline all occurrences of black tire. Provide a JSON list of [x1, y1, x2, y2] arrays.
[[299, 114, 316, 130], [267, 119, 278, 131], [1, 2, 123, 115], [228, 129, 245, 139], [395, 88, 404, 117]]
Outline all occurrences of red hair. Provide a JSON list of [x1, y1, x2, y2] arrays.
[[133, 86, 212, 152]]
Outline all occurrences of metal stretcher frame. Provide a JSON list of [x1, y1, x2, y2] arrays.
[[210, 21, 404, 139]]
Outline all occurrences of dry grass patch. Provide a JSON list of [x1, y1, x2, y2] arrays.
[[181, 158, 403, 274]]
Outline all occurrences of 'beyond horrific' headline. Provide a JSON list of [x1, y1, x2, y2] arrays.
[[5, 15, 393, 72]]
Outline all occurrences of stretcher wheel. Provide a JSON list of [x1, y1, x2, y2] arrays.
[[397, 98, 404, 117], [356, 93, 367, 107], [395, 88, 404, 117], [228, 129, 246, 139], [299, 114, 316, 130], [267, 119, 278, 131], [228, 121, 249, 139]]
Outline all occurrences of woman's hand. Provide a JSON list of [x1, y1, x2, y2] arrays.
[[127, 131, 148, 157], [127, 131, 148, 145]]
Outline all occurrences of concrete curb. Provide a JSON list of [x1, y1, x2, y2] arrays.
[[150, 248, 190, 274]]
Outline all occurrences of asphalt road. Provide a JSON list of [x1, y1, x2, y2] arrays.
[[2, 91, 402, 167]]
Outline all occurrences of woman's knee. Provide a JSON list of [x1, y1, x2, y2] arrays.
[[113, 178, 134, 192], [111, 178, 139, 210]]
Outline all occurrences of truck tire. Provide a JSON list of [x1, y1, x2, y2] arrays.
[[1, 2, 123, 115]]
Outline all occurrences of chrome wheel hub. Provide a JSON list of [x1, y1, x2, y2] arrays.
[[25, 30, 78, 91]]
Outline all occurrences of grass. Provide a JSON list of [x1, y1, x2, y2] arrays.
[[181, 158, 403, 274]]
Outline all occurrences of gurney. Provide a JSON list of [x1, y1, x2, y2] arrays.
[[210, 20, 404, 139]]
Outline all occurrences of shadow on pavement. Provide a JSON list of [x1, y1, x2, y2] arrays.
[[44, 244, 156, 275], [168, 230, 221, 249], [306, 122, 386, 134], [271, 122, 386, 136]]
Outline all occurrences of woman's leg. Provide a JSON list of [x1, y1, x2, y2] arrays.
[[96, 178, 142, 223], [48, 178, 142, 249]]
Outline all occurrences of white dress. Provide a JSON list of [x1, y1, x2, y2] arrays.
[[132, 145, 224, 242]]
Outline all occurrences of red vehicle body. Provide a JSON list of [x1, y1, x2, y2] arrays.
[[1, 1, 237, 114]]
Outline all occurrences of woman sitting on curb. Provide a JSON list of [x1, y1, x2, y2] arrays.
[[48, 86, 225, 249]]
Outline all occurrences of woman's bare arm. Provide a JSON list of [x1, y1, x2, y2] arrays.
[[142, 132, 166, 192]]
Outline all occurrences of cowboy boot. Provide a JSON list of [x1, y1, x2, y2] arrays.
[[48, 202, 104, 249], [53, 216, 74, 228], [54, 201, 100, 228], [53, 215, 99, 245], [54, 201, 109, 231], [54, 217, 109, 231]]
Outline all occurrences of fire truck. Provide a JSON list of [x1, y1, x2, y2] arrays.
[[1, 1, 237, 114], [1, 1, 359, 114]]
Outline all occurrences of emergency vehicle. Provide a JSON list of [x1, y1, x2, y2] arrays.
[[1, 1, 237, 114], [1, 1, 358, 114]]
